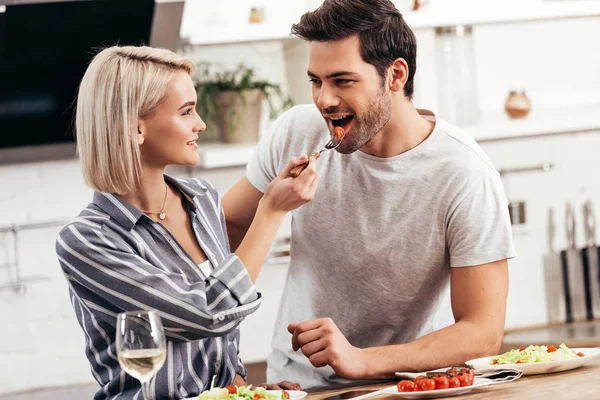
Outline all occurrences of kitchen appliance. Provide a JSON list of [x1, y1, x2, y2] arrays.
[[0, 0, 155, 150]]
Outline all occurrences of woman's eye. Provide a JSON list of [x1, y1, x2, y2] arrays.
[[183, 108, 192, 116]]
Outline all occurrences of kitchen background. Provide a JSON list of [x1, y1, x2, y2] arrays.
[[1, 0, 600, 398]]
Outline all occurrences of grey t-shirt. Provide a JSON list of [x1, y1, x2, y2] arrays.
[[246, 105, 516, 388]]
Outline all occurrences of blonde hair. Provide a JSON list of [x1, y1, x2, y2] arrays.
[[75, 45, 195, 194]]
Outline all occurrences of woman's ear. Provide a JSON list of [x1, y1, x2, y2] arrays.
[[388, 58, 409, 93], [137, 119, 146, 145]]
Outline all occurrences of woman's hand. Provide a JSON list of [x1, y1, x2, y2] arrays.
[[261, 155, 320, 214]]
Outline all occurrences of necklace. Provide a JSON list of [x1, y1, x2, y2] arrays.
[[139, 183, 168, 220]]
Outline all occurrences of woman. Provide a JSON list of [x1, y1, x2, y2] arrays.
[[56, 46, 318, 399]]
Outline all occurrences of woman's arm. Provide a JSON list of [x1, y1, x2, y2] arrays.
[[233, 156, 319, 282], [56, 220, 260, 342]]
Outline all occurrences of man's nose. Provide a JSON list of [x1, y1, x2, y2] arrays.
[[315, 85, 340, 110]]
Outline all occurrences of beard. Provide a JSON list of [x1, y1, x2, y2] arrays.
[[334, 86, 392, 154]]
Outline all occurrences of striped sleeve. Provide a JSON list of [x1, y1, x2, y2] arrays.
[[55, 221, 261, 341]]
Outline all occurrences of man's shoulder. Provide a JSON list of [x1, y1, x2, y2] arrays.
[[433, 117, 499, 178]]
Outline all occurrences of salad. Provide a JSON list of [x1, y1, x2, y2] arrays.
[[198, 385, 290, 400], [490, 343, 585, 365]]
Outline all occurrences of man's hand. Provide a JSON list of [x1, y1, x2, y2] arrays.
[[288, 318, 367, 379], [257, 381, 302, 390]]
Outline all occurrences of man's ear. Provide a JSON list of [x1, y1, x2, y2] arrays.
[[388, 58, 409, 93], [137, 118, 146, 145]]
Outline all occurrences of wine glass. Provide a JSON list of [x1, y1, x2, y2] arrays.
[[116, 310, 167, 399]]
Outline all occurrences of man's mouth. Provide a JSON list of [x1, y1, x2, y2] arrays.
[[327, 114, 355, 133]]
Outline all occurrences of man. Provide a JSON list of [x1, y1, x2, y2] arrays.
[[223, 0, 515, 389]]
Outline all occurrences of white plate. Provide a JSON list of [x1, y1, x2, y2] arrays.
[[467, 347, 600, 375], [266, 390, 308, 400], [381, 378, 493, 399]]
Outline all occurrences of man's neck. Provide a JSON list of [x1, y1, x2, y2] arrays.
[[360, 101, 435, 158]]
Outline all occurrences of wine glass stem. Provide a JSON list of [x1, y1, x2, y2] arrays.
[[142, 381, 151, 400]]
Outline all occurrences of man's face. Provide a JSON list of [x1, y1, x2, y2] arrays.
[[308, 35, 392, 154]]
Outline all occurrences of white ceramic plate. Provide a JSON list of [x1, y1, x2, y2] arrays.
[[380, 378, 493, 399], [467, 347, 600, 375], [266, 390, 307, 400]]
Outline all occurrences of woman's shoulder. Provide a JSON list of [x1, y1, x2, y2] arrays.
[[171, 177, 219, 198], [56, 205, 112, 251]]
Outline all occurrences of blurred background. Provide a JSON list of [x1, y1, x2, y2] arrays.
[[0, 0, 600, 398]]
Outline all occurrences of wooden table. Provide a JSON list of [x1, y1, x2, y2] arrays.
[[306, 351, 600, 400]]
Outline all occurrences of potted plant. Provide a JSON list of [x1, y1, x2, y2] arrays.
[[194, 63, 293, 144]]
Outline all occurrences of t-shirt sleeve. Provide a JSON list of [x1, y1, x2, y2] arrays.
[[246, 108, 292, 193], [446, 173, 517, 267]]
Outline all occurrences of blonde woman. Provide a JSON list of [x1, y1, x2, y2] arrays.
[[56, 46, 318, 399]]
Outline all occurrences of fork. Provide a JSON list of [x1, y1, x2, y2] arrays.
[[289, 130, 345, 177]]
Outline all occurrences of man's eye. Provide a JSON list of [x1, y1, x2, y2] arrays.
[[336, 79, 352, 85], [309, 79, 322, 85]]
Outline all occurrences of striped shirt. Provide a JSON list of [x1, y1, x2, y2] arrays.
[[56, 176, 261, 400]]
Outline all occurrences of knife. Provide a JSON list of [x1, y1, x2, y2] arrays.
[[582, 200, 595, 320], [543, 207, 564, 324], [561, 203, 575, 323]]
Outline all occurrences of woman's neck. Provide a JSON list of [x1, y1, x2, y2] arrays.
[[122, 166, 168, 214]]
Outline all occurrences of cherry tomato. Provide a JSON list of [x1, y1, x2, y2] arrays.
[[466, 374, 475, 386], [449, 376, 461, 388], [253, 394, 264, 400], [491, 359, 498, 365], [397, 380, 415, 392], [577, 352, 585, 357], [548, 345, 557, 353], [226, 386, 237, 394], [420, 378, 436, 391], [519, 347, 526, 352], [458, 373, 472, 387], [434, 376, 450, 390], [516, 360, 522, 364], [414, 376, 425, 387]]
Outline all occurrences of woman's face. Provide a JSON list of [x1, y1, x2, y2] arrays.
[[138, 70, 205, 167]]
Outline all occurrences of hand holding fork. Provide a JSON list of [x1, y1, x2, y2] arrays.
[[289, 127, 346, 178]]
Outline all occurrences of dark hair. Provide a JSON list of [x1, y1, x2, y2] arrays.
[[291, 0, 417, 98]]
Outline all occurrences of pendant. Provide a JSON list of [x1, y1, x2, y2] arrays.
[[159, 212, 166, 220]]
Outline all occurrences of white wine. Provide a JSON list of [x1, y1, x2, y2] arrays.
[[118, 348, 166, 382]]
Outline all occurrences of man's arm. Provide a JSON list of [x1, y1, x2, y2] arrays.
[[223, 177, 264, 252], [288, 259, 508, 379]]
